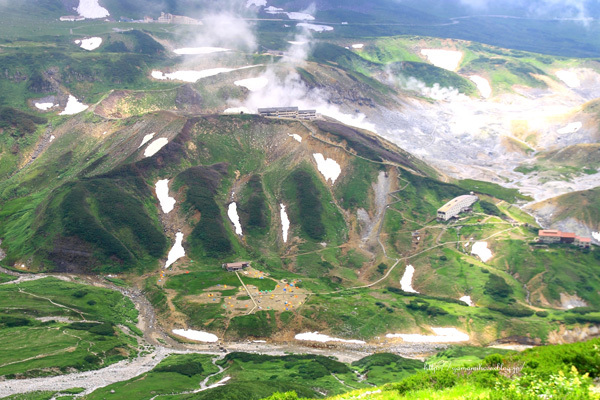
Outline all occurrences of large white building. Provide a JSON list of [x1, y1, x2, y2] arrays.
[[437, 194, 479, 221]]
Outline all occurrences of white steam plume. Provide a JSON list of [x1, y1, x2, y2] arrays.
[[190, 12, 256, 51], [227, 20, 377, 132]]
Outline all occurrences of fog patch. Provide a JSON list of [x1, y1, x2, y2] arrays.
[[234, 77, 269, 92], [173, 47, 230, 55], [152, 65, 261, 83], [76, 0, 109, 19], [297, 23, 334, 32]]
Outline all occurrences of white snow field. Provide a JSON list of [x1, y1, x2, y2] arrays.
[[172, 329, 218, 342], [460, 296, 474, 306], [144, 138, 168, 157], [288, 133, 302, 142], [471, 241, 493, 262], [151, 66, 260, 83], [400, 265, 418, 293], [138, 133, 155, 148], [228, 203, 243, 235], [313, 153, 341, 184], [420, 49, 463, 71], [165, 232, 185, 269], [59, 95, 88, 115], [386, 327, 469, 343], [234, 77, 269, 92], [35, 102, 55, 111], [295, 332, 366, 344], [469, 75, 492, 98], [75, 37, 102, 51], [76, 0, 110, 19], [297, 23, 334, 32], [288, 41, 307, 45], [557, 122, 582, 134], [280, 204, 290, 242], [556, 70, 580, 88], [173, 47, 230, 55], [155, 180, 176, 214]]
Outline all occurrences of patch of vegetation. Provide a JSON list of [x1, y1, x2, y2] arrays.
[[0, 278, 137, 379], [483, 274, 513, 302], [0, 107, 47, 136], [390, 61, 477, 95], [457, 179, 532, 203], [239, 174, 270, 234], [85, 354, 219, 400], [283, 168, 326, 241], [226, 310, 277, 338], [176, 163, 233, 258]]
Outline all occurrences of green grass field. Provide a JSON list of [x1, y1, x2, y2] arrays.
[[0, 277, 139, 378]]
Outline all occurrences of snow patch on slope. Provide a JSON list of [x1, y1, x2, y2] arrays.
[[386, 327, 469, 343], [35, 103, 56, 111], [400, 265, 418, 293], [471, 242, 492, 262], [172, 329, 218, 342], [155, 180, 176, 214], [138, 133, 155, 148], [313, 153, 341, 184], [288, 133, 302, 142], [469, 75, 492, 98], [295, 332, 366, 344], [556, 70, 580, 88], [59, 95, 88, 115], [144, 138, 168, 157], [280, 204, 290, 242], [75, 37, 102, 51], [460, 296, 474, 306], [557, 122, 582, 134], [228, 203, 243, 236], [165, 232, 185, 269]]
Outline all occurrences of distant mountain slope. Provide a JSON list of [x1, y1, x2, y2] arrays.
[[527, 187, 600, 240]]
